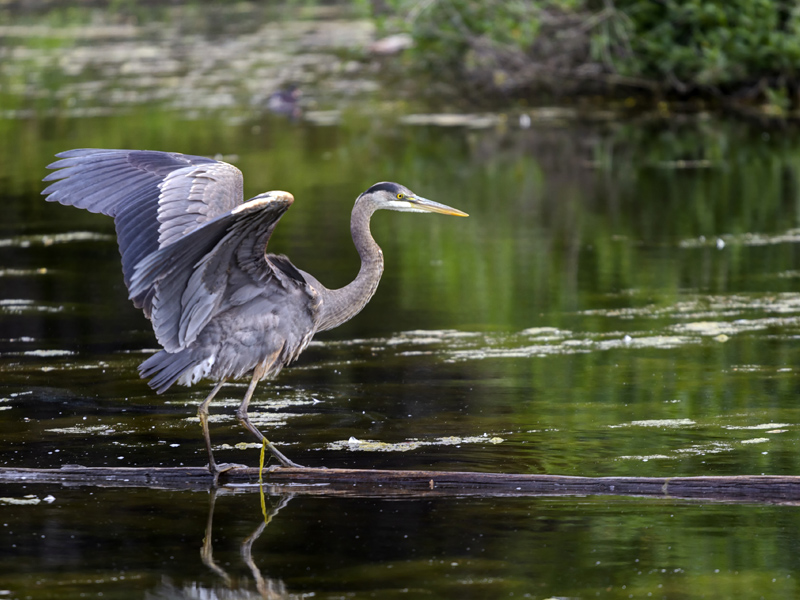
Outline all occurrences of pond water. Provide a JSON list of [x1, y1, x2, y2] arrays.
[[3, 3, 800, 599]]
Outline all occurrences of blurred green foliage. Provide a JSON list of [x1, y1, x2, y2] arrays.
[[383, 0, 576, 72], [384, 0, 800, 101], [601, 0, 800, 89]]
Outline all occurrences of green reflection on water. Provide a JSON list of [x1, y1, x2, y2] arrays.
[[2, 111, 800, 468], [2, 110, 800, 478], [4, 33, 800, 599], [1, 487, 799, 599]]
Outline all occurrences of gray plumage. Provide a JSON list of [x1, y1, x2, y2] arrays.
[[42, 148, 468, 479]]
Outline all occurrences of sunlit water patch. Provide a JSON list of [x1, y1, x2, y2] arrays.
[[0, 268, 49, 277], [0, 299, 65, 315], [399, 113, 503, 128], [22, 349, 75, 357], [613, 419, 795, 462], [1, 357, 111, 372], [618, 439, 771, 462], [326, 434, 505, 453], [722, 423, 792, 430], [0, 231, 114, 248], [581, 292, 800, 320], [312, 328, 696, 362], [46, 424, 133, 436], [305, 293, 800, 364], [172, 387, 324, 432], [611, 418, 697, 428], [0, 494, 55, 505], [680, 228, 800, 248]]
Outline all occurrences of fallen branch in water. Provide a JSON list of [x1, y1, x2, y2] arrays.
[[1, 465, 800, 503]]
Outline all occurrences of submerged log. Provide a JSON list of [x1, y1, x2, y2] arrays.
[[1, 465, 800, 503]]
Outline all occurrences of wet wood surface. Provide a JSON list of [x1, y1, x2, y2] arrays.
[[2, 465, 800, 503]]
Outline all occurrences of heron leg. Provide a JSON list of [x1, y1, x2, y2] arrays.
[[198, 379, 227, 478], [236, 365, 304, 469]]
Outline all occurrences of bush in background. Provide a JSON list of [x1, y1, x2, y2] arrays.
[[382, 0, 800, 107]]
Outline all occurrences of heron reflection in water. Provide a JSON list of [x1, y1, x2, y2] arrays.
[[42, 149, 468, 480], [146, 490, 295, 600]]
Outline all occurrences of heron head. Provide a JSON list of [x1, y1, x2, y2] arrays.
[[359, 182, 468, 217]]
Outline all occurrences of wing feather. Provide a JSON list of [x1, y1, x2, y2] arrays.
[[42, 149, 243, 297], [157, 162, 244, 246], [129, 193, 299, 352]]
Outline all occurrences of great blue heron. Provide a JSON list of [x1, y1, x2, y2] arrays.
[[42, 149, 467, 478]]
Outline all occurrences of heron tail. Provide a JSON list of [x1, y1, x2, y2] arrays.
[[139, 349, 197, 394]]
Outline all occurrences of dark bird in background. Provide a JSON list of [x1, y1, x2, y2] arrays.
[[266, 85, 302, 119], [42, 149, 468, 478]]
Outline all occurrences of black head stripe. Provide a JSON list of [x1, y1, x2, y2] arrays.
[[363, 182, 402, 196]]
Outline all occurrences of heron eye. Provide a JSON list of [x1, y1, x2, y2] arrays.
[[396, 193, 404, 199]]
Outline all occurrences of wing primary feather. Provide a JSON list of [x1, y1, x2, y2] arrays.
[[130, 194, 296, 352]]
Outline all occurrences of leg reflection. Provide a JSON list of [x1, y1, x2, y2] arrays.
[[198, 487, 296, 599], [242, 494, 294, 598], [200, 487, 232, 586]]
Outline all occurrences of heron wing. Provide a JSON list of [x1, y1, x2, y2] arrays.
[[42, 149, 244, 300], [128, 193, 303, 352]]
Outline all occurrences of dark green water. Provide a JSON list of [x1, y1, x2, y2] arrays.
[[3, 4, 800, 599], [3, 487, 799, 600]]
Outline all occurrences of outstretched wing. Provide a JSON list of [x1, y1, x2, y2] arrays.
[[42, 149, 244, 301], [128, 192, 309, 353]]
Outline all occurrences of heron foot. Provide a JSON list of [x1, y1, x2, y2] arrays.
[[212, 462, 249, 472], [207, 461, 248, 486]]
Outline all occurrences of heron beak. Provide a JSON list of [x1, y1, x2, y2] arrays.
[[410, 195, 469, 217]]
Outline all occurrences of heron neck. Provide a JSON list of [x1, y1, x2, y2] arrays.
[[316, 201, 384, 331]]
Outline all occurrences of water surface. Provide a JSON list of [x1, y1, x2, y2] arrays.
[[2, 4, 800, 599]]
